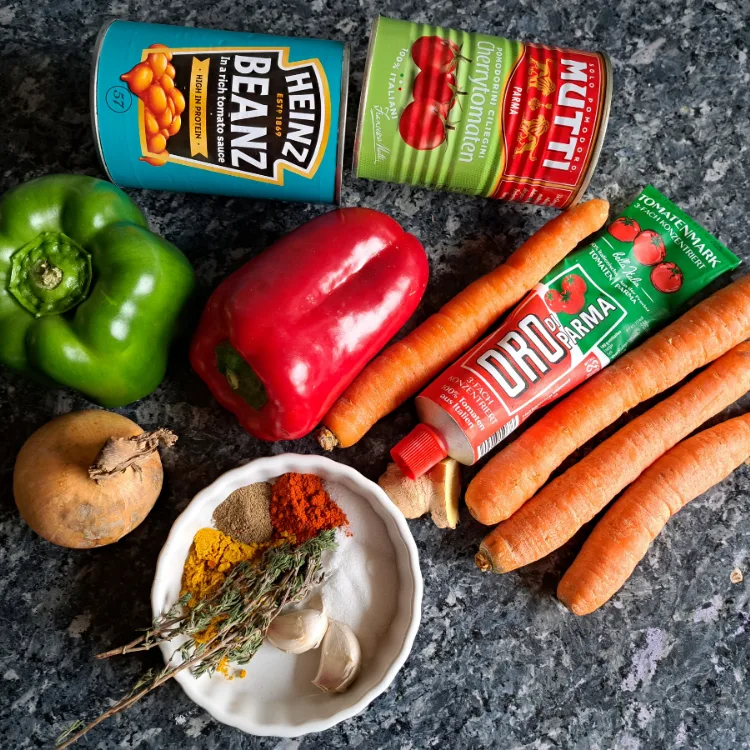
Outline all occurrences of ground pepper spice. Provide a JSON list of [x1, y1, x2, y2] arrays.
[[213, 482, 273, 544], [270, 473, 348, 542]]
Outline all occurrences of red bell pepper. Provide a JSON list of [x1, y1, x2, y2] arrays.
[[190, 208, 429, 441]]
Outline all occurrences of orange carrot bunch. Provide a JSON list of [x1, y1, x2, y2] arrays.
[[475, 340, 750, 574], [467, 275, 750, 526], [558, 412, 750, 615], [468, 265, 750, 611]]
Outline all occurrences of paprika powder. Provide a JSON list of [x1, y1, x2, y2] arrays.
[[270, 473, 348, 542]]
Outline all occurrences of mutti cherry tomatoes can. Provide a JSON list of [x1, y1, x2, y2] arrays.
[[91, 21, 349, 204], [354, 17, 612, 209]]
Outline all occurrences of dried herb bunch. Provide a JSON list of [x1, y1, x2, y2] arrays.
[[57, 530, 337, 748]]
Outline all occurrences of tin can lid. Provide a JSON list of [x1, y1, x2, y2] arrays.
[[566, 50, 614, 208], [89, 20, 118, 185], [351, 16, 381, 178]]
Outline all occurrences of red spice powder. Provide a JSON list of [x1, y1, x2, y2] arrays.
[[270, 472, 348, 542]]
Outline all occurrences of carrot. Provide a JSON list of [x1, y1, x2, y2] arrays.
[[474, 341, 750, 574], [557, 412, 750, 615], [316, 199, 610, 450], [466, 274, 750, 525]]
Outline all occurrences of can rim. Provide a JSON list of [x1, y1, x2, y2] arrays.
[[567, 50, 613, 208], [351, 16, 380, 177], [334, 44, 350, 206], [90, 20, 118, 184]]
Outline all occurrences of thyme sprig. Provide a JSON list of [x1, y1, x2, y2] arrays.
[[57, 530, 337, 749]]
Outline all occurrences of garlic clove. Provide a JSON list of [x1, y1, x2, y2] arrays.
[[312, 620, 361, 693], [266, 609, 329, 654]]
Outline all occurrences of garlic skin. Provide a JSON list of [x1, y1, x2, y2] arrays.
[[313, 621, 361, 693], [267, 609, 329, 654]]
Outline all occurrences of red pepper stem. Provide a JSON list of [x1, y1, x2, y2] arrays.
[[215, 341, 268, 410]]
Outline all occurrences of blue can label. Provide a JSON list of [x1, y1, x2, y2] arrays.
[[93, 21, 347, 204]]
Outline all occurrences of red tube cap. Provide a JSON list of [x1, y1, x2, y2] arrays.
[[391, 424, 448, 479]]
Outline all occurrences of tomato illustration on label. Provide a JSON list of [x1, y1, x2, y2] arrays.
[[607, 217, 641, 243], [632, 230, 667, 266], [411, 35, 466, 73], [545, 288, 564, 311], [412, 70, 465, 114], [546, 274, 586, 315], [559, 290, 585, 314], [399, 100, 454, 150], [651, 262, 684, 294], [562, 273, 587, 297], [397, 34, 473, 151]]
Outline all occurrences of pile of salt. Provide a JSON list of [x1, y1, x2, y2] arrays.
[[320, 480, 399, 662]]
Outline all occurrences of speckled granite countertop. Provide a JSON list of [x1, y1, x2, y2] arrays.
[[1, 0, 749, 748]]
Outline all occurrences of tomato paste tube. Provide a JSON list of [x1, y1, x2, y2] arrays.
[[391, 185, 741, 478]]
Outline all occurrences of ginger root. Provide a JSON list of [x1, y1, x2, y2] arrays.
[[378, 458, 460, 529]]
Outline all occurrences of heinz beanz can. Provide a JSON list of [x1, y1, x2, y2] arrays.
[[354, 17, 612, 209], [92, 21, 349, 204]]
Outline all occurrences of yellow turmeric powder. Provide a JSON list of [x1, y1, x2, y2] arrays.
[[181, 527, 261, 605], [180, 527, 286, 672], [214, 657, 247, 680], [216, 656, 231, 678]]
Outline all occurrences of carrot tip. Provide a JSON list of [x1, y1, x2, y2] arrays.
[[474, 550, 493, 572], [315, 426, 339, 452], [560, 597, 595, 617]]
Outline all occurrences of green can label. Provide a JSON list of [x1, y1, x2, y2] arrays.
[[355, 17, 612, 208]]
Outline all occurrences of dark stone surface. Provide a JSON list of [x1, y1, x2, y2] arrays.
[[1, 1, 749, 748]]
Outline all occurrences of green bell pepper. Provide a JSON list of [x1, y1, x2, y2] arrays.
[[0, 174, 195, 407]]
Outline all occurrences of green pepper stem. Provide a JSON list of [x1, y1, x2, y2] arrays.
[[32, 260, 64, 290], [8, 231, 92, 317]]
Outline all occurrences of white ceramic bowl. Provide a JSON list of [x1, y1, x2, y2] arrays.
[[151, 453, 423, 737]]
